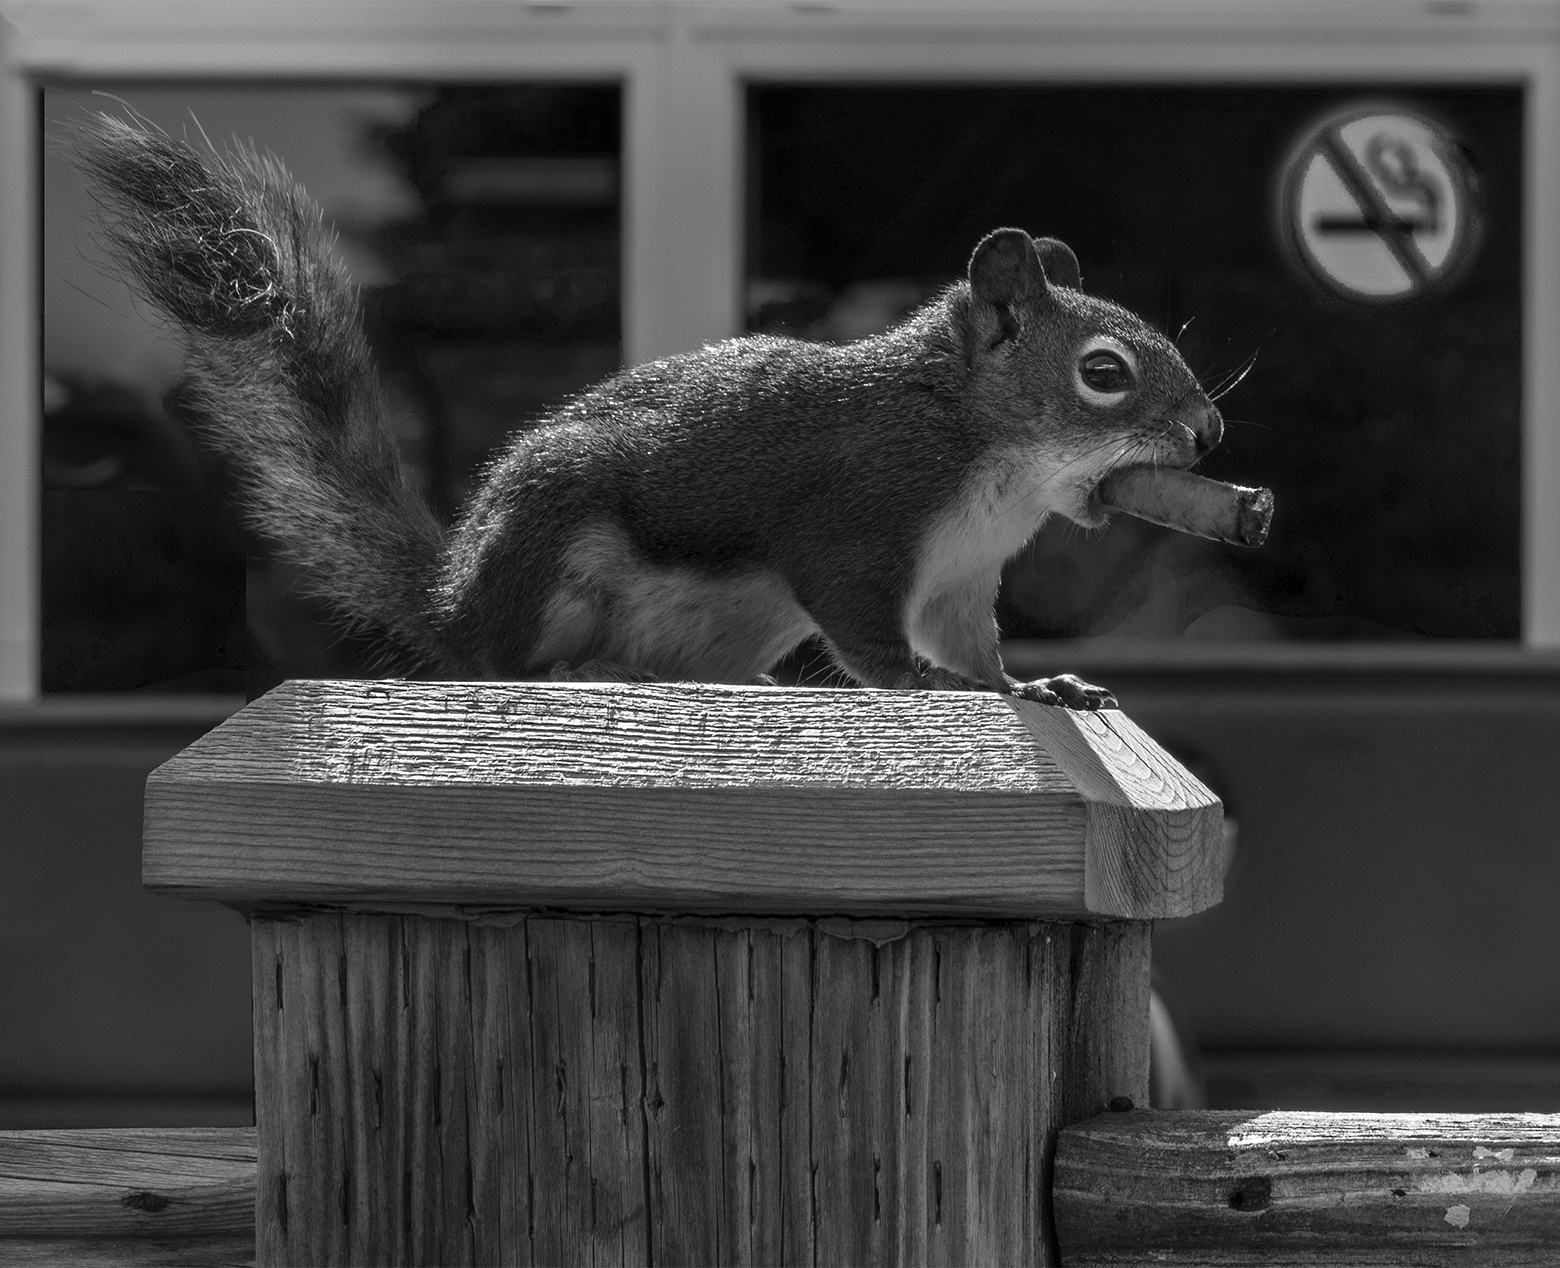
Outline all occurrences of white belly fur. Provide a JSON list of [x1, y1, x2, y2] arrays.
[[533, 522, 818, 681]]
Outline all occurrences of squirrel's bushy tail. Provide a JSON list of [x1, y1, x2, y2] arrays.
[[77, 114, 455, 674]]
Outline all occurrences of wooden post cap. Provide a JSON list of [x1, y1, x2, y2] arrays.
[[142, 679, 1222, 919]]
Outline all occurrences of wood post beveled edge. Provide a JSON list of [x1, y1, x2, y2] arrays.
[[1010, 701, 1224, 919]]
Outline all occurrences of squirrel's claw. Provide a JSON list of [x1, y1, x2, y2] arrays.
[[1010, 673, 1117, 711]]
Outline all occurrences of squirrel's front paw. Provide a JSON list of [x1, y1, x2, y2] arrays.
[[1010, 673, 1117, 710]]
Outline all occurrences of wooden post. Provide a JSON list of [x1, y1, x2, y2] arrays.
[[143, 680, 1223, 1266]]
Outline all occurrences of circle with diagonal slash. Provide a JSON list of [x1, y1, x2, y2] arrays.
[[1280, 106, 1481, 303]]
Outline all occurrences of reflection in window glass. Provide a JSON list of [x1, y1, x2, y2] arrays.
[[748, 85, 1522, 643], [42, 82, 622, 692]]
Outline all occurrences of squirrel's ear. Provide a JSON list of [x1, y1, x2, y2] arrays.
[[968, 228, 1060, 348], [970, 229, 1045, 306], [1032, 237, 1082, 290]]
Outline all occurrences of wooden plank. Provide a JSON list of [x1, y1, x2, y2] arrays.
[[927, 927, 1035, 1265], [337, 912, 402, 1266], [524, 914, 587, 1265], [258, 912, 353, 1266], [810, 923, 914, 1266], [466, 919, 523, 1265], [1054, 1108, 1560, 1265], [524, 915, 646, 1265], [143, 679, 1222, 920], [755, 922, 813, 1266], [641, 919, 729, 1265], [408, 915, 475, 1265], [580, 919, 647, 1264], [0, 1238, 253, 1266], [640, 918, 811, 1265], [0, 1126, 255, 1266], [252, 916, 303, 1266]]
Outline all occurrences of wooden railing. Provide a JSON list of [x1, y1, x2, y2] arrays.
[[1, 679, 1553, 1265], [1054, 1108, 1560, 1264], [0, 1126, 254, 1266], [5, 1111, 1557, 1265]]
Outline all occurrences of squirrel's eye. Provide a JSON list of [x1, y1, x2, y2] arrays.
[[1080, 351, 1132, 393]]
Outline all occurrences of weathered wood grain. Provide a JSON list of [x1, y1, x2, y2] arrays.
[[525, 915, 646, 1265], [254, 911, 1149, 1266], [808, 924, 1049, 1264], [143, 679, 1222, 919], [1015, 706, 1223, 917], [0, 1126, 255, 1266], [0, 1238, 253, 1266], [466, 920, 520, 1263], [1054, 1108, 1560, 1265], [1039, 920, 1154, 1263]]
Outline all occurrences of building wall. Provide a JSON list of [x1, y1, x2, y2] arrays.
[[0, 699, 250, 1127]]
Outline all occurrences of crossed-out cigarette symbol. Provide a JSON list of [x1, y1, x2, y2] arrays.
[[1284, 107, 1475, 303], [1312, 129, 1441, 288]]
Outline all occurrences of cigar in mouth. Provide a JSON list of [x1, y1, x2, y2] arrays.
[[1097, 466, 1274, 548]]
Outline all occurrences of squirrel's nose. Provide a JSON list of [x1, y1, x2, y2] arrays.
[[1191, 401, 1223, 454]]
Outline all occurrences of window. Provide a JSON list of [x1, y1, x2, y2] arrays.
[[7, 2, 1556, 702], [41, 81, 622, 692], [748, 84, 1523, 644]]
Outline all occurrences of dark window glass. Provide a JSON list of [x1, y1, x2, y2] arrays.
[[42, 82, 622, 693], [748, 85, 1522, 644]]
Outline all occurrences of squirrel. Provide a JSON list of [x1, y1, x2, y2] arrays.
[[76, 115, 1224, 709]]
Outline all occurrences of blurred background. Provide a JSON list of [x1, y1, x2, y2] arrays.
[[4, 1, 1558, 1127]]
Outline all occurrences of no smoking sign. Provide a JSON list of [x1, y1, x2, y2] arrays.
[[1280, 106, 1480, 302]]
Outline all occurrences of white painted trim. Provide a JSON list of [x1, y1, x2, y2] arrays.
[[2, 2, 662, 78], [624, 16, 743, 364], [0, 16, 38, 700], [2, 0, 1557, 689], [1525, 45, 1560, 646]]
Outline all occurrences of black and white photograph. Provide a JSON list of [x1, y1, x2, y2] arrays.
[[0, 1, 1556, 1263]]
